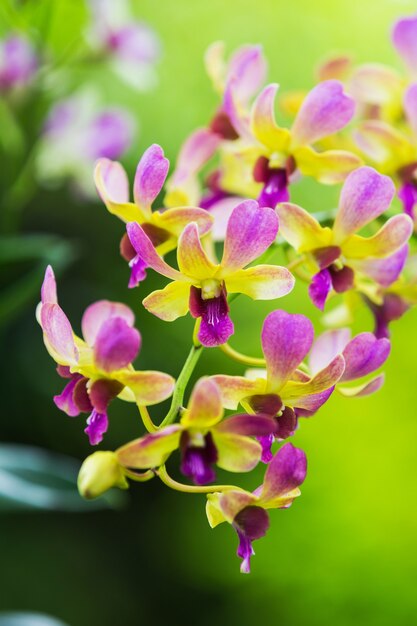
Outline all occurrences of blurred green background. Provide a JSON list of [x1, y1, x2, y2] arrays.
[[1, 1, 417, 625]]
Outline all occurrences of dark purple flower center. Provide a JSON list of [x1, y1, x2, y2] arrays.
[[233, 505, 270, 573], [180, 431, 218, 485], [248, 394, 298, 461], [189, 284, 234, 347], [123, 224, 171, 288], [363, 293, 410, 339], [210, 110, 239, 140], [309, 247, 355, 310], [254, 156, 295, 209]]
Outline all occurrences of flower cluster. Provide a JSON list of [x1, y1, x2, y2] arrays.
[[38, 14, 417, 573]]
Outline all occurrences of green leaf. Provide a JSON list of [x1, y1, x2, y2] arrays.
[[0, 444, 127, 512]]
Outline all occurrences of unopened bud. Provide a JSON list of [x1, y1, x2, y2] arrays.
[[78, 451, 128, 499]]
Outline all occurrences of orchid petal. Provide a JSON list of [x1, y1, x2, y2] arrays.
[[117, 370, 175, 405], [40, 303, 78, 366], [354, 121, 414, 167], [222, 200, 278, 272], [281, 354, 345, 404], [291, 80, 355, 147], [250, 83, 291, 152], [41, 265, 57, 304], [261, 310, 314, 391], [215, 414, 277, 436], [294, 145, 362, 184], [260, 443, 307, 502], [309, 328, 351, 375], [211, 375, 265, 410], [392, 15, 417, 73], [93, 317, 141, 372], [226, 265, 294, 300], [127, 222, 183, 280], [133, 144, 169, 209], [349, 244, 409, 286], [340, 333, 390, 382], [177, 223, 218, 279], [155, 207, 213, 237], [213, 432, 262, 472], [227, 44, 267, 103], [349, 63, 403, 105], [338, 374, 385, 397], [81, 300, 135, 347], [276, 202, 332, 252], [117, 426, 182, 469], [342, 214, 413, 259], [215, 490, 258, 525], [94, 159, 141, 223], [142, 281, 190, 322], [403, 83, 417, 136], [333, 167, 396, 242], [182, 378, 224, 428]]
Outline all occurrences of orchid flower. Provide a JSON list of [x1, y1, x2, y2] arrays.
[[87, 0, 161, 91], [164, 43, 267, 208], [277, 166, 413, 310], [309, 329, 390, 397], [0, 34, 37, 92], [37, 89, 134, 199], [127, 200, 294, 347], [206, 443, 307, 573], [354, 85, 417, 225], [116, 377, 276, 486], [216, 80, 360, 209], [37, 266, 175, 444], [212, 310, 345, 462], [95, 143, 214, 287], [392, 14, 417, 79]]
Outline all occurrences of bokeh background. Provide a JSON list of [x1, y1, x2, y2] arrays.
[[1, 1, 417, 625]]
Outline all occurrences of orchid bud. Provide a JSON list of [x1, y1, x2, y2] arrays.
[[78, 451, 129, 499]]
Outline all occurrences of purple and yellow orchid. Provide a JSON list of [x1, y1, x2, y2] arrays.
[[354, 85, 417, 225], [116, 377, 276, 486], [212, 310, 345, 461], [206, 443, 307, 573], [37, 266, 175, 444], [217, 79, 361, 209], [309, 329, 390, 397], [277, 166, 413, 310], [95, 143, 213, 287], [0, 34, 38, 92], [127, 199, 294, 347]]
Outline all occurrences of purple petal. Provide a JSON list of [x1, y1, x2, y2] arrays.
[[190, 286, 234, 347], [226, 45, 267, 104], [127, 222, 182, 280], [329, 265, 355, 293], [341, 333, 390, 382], [222, 200, 279, 272], [291, 80, 355, 147], [398, 182, 417, 220], [107, 23, 161, 63], [87, 110, 134, 160], [257, 435, 275, 463], [40, 303, 78, 365], [84, 410, 109, 446], [403, 83, 417, 136], [365, 294, 410, 339], [89, 379, 124, 413], [41, 265, 57, 305], [258, 168, 290, 209], [309, 268, 332, 310], [261, 310, 314, 389], [261, 443, 307, 501], [309, 329, 351, 375], [180, 431, 218, 485], [392, 15, 417, 72], [53, 375, 84, 417], [333, 166, 395, 241], [216, 414, 277, 436], [81, 300, 136, 347], [352, 244, 409, 287], [73, 378, 94, 413], [294, 388, 334, 415], [234, 505, 270, 574], [93, 317, 141, 372], [0, 36, 37, 90], [128, 254, 148, 288], [134, 144, 169, 208]]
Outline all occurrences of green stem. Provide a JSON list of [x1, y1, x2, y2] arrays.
[[156, 465, 239, 494], [137, 404, 158, 433], [124, 468, 155, 483], [159, 343, 203, 427], [219, 342, 266, 367]]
